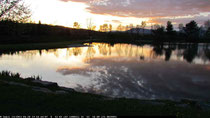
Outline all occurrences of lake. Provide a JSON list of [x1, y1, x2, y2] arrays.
[[1, 42, 210, 101]]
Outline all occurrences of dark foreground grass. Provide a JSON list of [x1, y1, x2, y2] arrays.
[[0, 73, 210, 117]]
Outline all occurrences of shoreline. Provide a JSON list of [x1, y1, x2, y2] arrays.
[[0, 39, 209, 53], [0, 71, 210, 116]]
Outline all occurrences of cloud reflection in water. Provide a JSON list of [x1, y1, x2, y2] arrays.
[[1, 43, 210, 101]]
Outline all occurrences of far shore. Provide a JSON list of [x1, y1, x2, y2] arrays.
[[1, 38, 210, 53]]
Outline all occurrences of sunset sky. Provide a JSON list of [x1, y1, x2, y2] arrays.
[[26, 0, 210, 30]]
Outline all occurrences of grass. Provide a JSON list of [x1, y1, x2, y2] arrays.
[[0, 71, 209, 117]]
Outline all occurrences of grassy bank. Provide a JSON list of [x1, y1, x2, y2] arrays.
[[0, 71, 209, 117]]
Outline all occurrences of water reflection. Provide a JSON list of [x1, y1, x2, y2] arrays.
[[1, 43, 210, 64], [0, 43, 210, 101]]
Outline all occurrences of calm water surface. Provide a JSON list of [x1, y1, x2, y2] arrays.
[[1, 43, 210, 101]]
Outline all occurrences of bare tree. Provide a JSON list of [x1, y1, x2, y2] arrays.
[[0, 0, 31, 22], [86, 18, 96, 30], [141, 21, 146, 35], [86, 18, 96, 40], [86, 18, 95, 30]]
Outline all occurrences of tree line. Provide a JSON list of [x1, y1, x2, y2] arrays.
[[151, 20, 210, 41]]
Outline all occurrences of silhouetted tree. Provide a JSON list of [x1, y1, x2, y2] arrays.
[[153, 24, 160, 30], [153, 45, 164, 56], [100, 24, 109, 32], [141, 21, 146, 35], [165, 49, 172, 61], [153, 25, 165, 34], [104, 24, 109, 32], [184, 20, 199, 40], [99, 25, 103, 32], [37, 20, 42, 35], [166, 21, 173, 35], [183, 44, 198, 63], [0, 0, 31, 22], [152, 25, 165, 40], [117, 24, 123, 31]]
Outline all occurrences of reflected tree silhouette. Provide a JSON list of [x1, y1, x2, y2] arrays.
[[85, 47, 96, 62], [204, 49, 210, 60], [153, 45, 164, 56], [39, 50, 42, 56], [1, 43, 210, 64], [72, 48, 82, 56], [140, 46, 145, 60], [98, 44, 108, 56], [183, 44, 198, 63], [165, 49, 172, 61]]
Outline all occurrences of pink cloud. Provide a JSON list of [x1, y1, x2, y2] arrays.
[[60, 0, 210, 25], [60, 0, 210, 17]]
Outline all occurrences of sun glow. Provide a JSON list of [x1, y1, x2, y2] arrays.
[[26, 0, 149, 30], [27, 0, 89, 26]]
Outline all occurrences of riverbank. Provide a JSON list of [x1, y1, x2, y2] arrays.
[[0, 71, 210, 117]]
